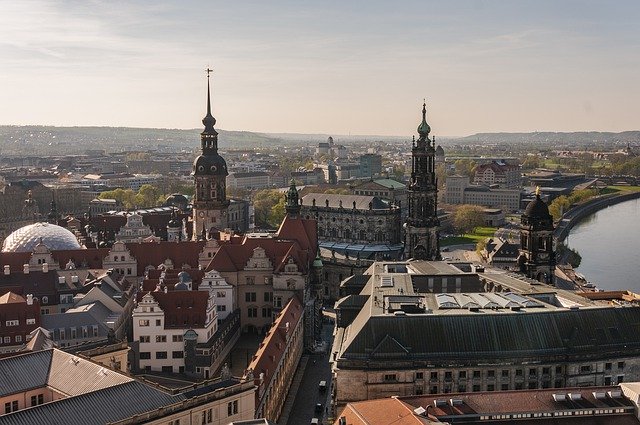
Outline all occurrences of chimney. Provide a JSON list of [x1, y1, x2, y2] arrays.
[[26, 294, 33, 305], [3, 265, 9, 275], [23, 264, 29, 274], [42, 263, 49, 273]]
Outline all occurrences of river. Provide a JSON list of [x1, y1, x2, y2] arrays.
[[565, 197, 640, 292]]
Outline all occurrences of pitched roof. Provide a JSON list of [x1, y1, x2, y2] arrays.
[[207, 237, 310, 274], [125, 241, 206, 272], [138, 290, 210, 329], [247, 296, 303, 399], [276, 215, 318, 256], [338, 398, 431, 425], [0, 291, 24, 304], [0, 380, 181, 425], [301, 193, 391, 210]]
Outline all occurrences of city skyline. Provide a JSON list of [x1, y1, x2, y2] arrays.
[[1, 0, 639, 137]]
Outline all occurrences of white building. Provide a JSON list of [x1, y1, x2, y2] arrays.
[[133, 287, 218, 376], [199, 269, 235, 321]]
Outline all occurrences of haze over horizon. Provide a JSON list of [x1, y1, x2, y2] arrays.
[[1, 1, 639, 137]]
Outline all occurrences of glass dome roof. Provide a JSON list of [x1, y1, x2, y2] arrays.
[[2, 222, 83, 253]]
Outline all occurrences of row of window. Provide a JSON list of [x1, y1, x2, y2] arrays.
[[247, 307, 272, 318], [53, 326, 98, 340], [4, 319, 36, 327], [2, 335, 23, 344], [139, 334, 184, 343], [139, 351, 184, 360], [139, 319, 162, 327], [410, 366, 568, 382]]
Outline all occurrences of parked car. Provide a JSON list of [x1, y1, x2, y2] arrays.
[[319, 380, 327, 392]]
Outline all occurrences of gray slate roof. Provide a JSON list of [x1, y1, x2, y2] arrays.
[[302, 193, 391, 210], [0, 381, 182, 425], [340, 306, 640, 361]]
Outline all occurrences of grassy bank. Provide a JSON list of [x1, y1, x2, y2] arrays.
[[440, 227, 496, 247]]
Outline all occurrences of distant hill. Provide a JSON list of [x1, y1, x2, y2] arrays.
[[458, 131, 640, 144], [0, 125, 278, 156]]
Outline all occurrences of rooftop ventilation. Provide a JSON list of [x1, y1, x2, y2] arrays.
[[381, 276, 394, 287], [413, 407, 426, 416], [608, 390, 623, 399], [567, 393, 582, 401], [593, 391, 607, 400], [552, 393, 567, 402], [434, 399, 447, 407], [449, 398, 463, 406]]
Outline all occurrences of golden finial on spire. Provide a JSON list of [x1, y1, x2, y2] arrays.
[[535, 186, 540, 196]]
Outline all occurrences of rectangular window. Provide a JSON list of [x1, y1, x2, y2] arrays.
[[216, 291, 226, 298], [139, 319, 150, 327], [515, 369, 523, 376], [264, 292, 273, 302], [155, 319, 162, 326], [26, 318, 36, 325], [172, 351, 184, 359], [30, 396, 37, 406], [140, 352, 151, 359], [227, 400, 238, 416], [217, 305, 226, 312], [5, 320, 19, 326], [502, 369, 509, 378], [472, 385, 481, 392], [245, 292, 256, 302], [156, 335, 167, 343], [156, 351, 168, 359], [11, 401, 17, 412], [5, 402, 11, 414], [92, 325, 98, 337], [415, 372, 424, 380], [487, 370, 495, 378], [473, 370, 481, 378], [430, 371, 438, 380], [140, 336, 150, 343], [274, 297, 282, 308], [487, 384, 495, 391], [618, 361, 625, 369], [246, 276, 255, 285], [459, 371, 467, 379], [383, 374, 397, 382], [248, 307, 257, 318], [445, 371, 453, 380], [580, 365, 591, 373], [262, 307, 272, 318], [172, 335, 183, 342], [15, 335, 21, 343], [605, 362, 612, 370]]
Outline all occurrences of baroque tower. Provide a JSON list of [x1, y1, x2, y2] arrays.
[[404, 102, 440, 260], [518, 188, 556, 284], [192, 69, 229, 239]]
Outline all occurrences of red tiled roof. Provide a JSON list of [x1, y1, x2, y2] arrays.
[[247, 295, 303, 392], [276, 215, 318, 257], [138, 290, 210, 329], [337, 398, 431, 425], [207, 237, 309, 274], [125, 241, 206, 272]]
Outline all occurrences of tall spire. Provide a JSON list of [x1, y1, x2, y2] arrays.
[[417, 101, 431, 139], [202, 68, 217, 134]]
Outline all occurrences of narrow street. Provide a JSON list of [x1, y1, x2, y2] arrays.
[[285, 322, 334, 425]]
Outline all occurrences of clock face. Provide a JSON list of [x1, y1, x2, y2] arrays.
[[199, 211, 205, 218]]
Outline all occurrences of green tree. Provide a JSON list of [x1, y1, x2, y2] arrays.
[[99, 188, 136, 208], [253, 189, 286, 229], [453, 205, 485, 234], [454, 159, 477, 177], [548, 195, 570, 220], [135, 184, 162, 208]]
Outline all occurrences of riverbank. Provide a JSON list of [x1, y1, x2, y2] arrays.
[[554, 190, 640, 242]]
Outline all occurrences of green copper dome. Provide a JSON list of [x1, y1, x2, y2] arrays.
[[417, 102, 431, 137]]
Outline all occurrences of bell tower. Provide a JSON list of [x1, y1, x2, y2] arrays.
[[192, 68, 229, 239], [404, 102, 440, 260], [518, 188, 556, 284]]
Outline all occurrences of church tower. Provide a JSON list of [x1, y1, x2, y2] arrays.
[[192, 69, 229, 239], [284, 179, 301, 218], [518, 188, 556, 284], [404, 102, 440, 260]]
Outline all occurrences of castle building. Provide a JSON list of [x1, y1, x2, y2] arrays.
[[518, 188, 556, 284], [404, 103, 440, 260], [192, 71, 230, 239]]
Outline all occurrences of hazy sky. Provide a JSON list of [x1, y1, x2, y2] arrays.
[[1, 0, 639, 137]]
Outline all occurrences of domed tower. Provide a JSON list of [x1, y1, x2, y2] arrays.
[[285, 179, 301, 217], [192, 69, 229, 239], [404, 102, 440, 261], [518, 188, 555, 284]]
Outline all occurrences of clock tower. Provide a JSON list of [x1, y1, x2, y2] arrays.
[[192, 69, 229, 239]]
